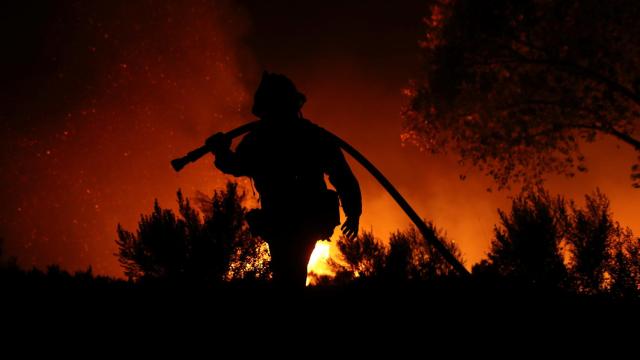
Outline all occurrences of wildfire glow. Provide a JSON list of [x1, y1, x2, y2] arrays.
[[6, 1, 640, 282], [306, 240, 336, 286]]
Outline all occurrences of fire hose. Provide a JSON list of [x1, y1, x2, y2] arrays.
[[171, 121, 470, 276]]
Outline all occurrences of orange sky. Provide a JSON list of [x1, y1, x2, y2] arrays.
[[1, 0, 639, 276]]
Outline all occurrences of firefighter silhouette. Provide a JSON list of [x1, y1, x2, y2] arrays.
[[208, 72, 362, 288]]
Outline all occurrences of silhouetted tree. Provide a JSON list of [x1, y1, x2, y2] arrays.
[[116, 197, 190, 281], [116, 182, 269, 284], [388, 225, 464, 280], [194, 182, 269, 282], [0, 237, 20, 283], [484, 189, 568, 289], [386, 232, 413, 281], [566, 190, 618, 294], [608, 232, 640, 298], [404, 0, 640, 188], [334, 230, 385, 280], [331, 224, 464, 283], [476, 187, 640, 296]]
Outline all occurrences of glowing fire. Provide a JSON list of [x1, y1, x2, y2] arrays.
[[306, 240, 336, 286]]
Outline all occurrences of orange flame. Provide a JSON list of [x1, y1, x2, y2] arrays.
[[306, 240, 336, 286]]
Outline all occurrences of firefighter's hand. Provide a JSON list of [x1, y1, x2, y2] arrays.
[[205, 132, 231, 154], [341, 216, 360, 240]]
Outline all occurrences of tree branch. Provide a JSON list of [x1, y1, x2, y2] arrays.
[[498, 54, 640, 108], [604, 126, 640, 151]]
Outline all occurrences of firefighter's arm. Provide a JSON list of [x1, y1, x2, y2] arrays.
[[327, 146, 362, 239], [207, 133, 248, 177]]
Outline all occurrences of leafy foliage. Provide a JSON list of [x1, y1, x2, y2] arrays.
[[331, 224, 464, 282], [334, 230, 386, 279], [608, 234, 640, 298], [566, 190, 619, 294], [475, 187, 640, 296], [115, 182, 270, 283], [405, 0, 640, 188], [485, 189, 569, 288]]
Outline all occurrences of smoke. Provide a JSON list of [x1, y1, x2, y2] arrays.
[[0, 0, 255, 274]]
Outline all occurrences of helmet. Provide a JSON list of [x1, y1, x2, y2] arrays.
[[251, 71, 306, 118]]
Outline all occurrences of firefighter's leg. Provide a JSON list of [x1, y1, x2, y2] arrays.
[[268, 232, 317, 289]]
